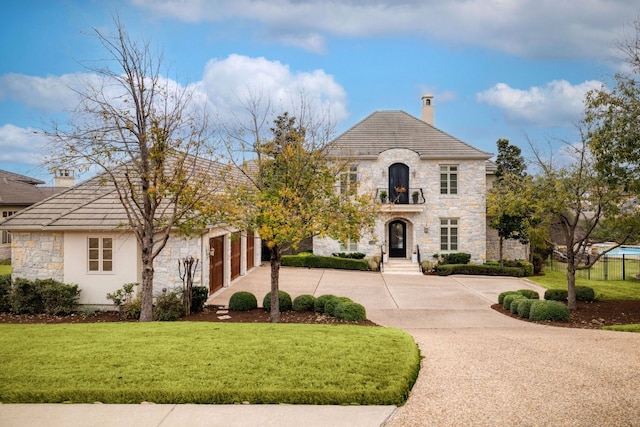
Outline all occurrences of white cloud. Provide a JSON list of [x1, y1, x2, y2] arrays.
[[129, 0, 637, 61], [197, 54, 348, 127], [0, 124, 47, 166], [476, 80, 603, 127]]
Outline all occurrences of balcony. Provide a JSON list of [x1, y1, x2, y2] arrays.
[[375, 187, 426, 213]]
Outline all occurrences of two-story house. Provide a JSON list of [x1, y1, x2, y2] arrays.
[[314, 95, 499, 266]]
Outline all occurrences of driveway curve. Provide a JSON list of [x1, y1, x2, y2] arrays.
[[209, 266, 640, 426]]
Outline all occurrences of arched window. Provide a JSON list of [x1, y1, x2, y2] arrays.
[[388, 163, 409, 204]]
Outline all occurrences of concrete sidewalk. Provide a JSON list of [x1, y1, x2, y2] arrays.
[[2, 266, 640, 426]]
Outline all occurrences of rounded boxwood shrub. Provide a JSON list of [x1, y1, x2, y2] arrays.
[[517, 289, 540, 300], [529, 300, 570, 322], [498, 291, 519, 305], [325, 296, 352, 317], [292, 294, 316, 312], [576, 286, 596, 302], [314, 294, 336, 313], [263, 290, 292, 312], [502, 293, 522, 309], [334, 301, 367, 321], [229, 291, 258, 311], [544, 289, 568, 301], [510, 295, 527, 314], [516, 298, 537, 318]]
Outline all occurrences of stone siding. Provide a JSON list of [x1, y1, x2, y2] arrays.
[[153, 234, 203, 294], [314, 149, 488, 263], [11, 232, 64, 281], [486, 226, 529, 261]]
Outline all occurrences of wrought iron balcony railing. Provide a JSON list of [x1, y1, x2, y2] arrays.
[[375, 187, 425, 204]]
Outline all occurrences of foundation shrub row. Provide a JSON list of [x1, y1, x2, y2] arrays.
[[498, 286, 595, 322], [228, 290, 367, 322], [0, 275, 80, 315]]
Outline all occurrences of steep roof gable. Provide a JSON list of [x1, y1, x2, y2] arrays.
[[328, 110, 492, 160], [0, 169, 61, 206]]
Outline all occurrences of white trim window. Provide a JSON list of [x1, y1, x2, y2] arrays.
[[88, 237, 113, 272], [440, 219, 458, 251], [339, 165, 358, 194], [440, 165, 458, 195], [340, 239, 358, 252], [1, 211, 17, 244]]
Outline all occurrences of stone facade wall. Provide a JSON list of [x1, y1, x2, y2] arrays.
[[314, 148, 489, 263], [153, 234, 204, 294], [485, 226, 529, 261], [11, 232, 64, 281]]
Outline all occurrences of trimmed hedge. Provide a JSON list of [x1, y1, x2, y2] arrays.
[[281, 254, 369, 271], [576, 286, 596, 302], [509, 295, 527, 314], [331, 252, 366, 259], [529, 300, 570, 322], [334, 301, 367, 322], [325, 297, 353, 317], [503, 293, 524, 310], [292, 294, 316, 312], [8, 278, 81, 315], [544, 289, 568, 301], [263, 291, 293, 312], [435, 264, 525, 277], [229, 291, 258, 311], [0, 274, 12, 313], [516, 298, 537, 318], [314, 294, 336, 313], [442, 253, 471, 265], [516, 289, 540, 300], [498, 291, 519, 305]]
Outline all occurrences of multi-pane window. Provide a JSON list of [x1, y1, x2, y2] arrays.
[[1, 211, 16, 244], [440, 219, 458, 251], [88, 237, 113, 272], [440, 165, 458, 195], [339, 165, 358, 194], [340, 239, 358, 252]]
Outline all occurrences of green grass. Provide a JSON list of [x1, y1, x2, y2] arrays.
[[0, 322, 420, 405], [603, 324, 640, 333], [529, 270, 640, 300], [0, 265, 11, 275]]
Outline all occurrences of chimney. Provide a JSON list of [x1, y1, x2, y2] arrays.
[[421, 94, 434, 125], [54, 169, 75, 188]]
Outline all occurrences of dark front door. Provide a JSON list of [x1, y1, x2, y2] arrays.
[[389, 220, 406, 258], [389, 163, 409, 204], [209, 236, 224, 294]]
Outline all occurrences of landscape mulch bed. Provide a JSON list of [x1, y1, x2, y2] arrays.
[[491, 300, 640, 329], [1, 301, 638, 329]]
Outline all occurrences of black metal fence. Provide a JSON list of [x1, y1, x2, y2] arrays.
[[547, 255, 640, 281]]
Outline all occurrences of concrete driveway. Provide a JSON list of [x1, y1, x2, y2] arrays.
[[210, 266, 640, 426]]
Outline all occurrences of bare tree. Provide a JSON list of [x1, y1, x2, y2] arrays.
[[46, 18, 219, 321]]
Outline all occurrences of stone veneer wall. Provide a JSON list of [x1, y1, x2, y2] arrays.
[[485, 226, 529, 261], [314, 148, 488, 263], [11, 232, 64, 281], [153, 234, 203, 294]]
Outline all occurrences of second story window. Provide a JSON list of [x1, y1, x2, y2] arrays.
[[440, 165, 458, 195], [340, 165, 358, 194]]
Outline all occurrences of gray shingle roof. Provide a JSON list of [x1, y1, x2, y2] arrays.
[[0, 169, 62, 207], [327, 110, 492, 160], [0, 157, 246, 231]]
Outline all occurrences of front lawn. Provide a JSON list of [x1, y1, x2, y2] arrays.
[[528, 270, 640, 300], [0, 322, 420, 405], [0, 265, 11, 275]]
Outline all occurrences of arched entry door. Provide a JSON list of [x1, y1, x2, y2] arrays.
[[389, 220, 406, 258]]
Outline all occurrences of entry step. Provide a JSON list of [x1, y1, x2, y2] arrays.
[[382, 259, 422, 275]]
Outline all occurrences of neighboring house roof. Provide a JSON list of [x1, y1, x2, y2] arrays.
[[0, 157, 246, 231], [0, 169, 62, 207], [327, 110, 492, 160]]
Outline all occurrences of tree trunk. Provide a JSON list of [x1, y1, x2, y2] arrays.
[[566, 251, 577, 310], [139, 229, 155, 322], [269, 245, 281, 323], [499, 236, 504, 266]]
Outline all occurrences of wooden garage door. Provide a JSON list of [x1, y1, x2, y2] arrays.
[[246, 231, 255, 269], [209, 236, 224, 294], [231, 232, 241, 281]]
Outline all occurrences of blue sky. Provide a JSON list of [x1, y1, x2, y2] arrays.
[[0, 0, 637, 184]]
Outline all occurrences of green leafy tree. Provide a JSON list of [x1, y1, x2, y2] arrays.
[[219, 113, 375, 322], [531, 137, 639, 310], [46, 19, 218, 321], [585, 17, 640, 196], [487, 139, 533, 264]]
